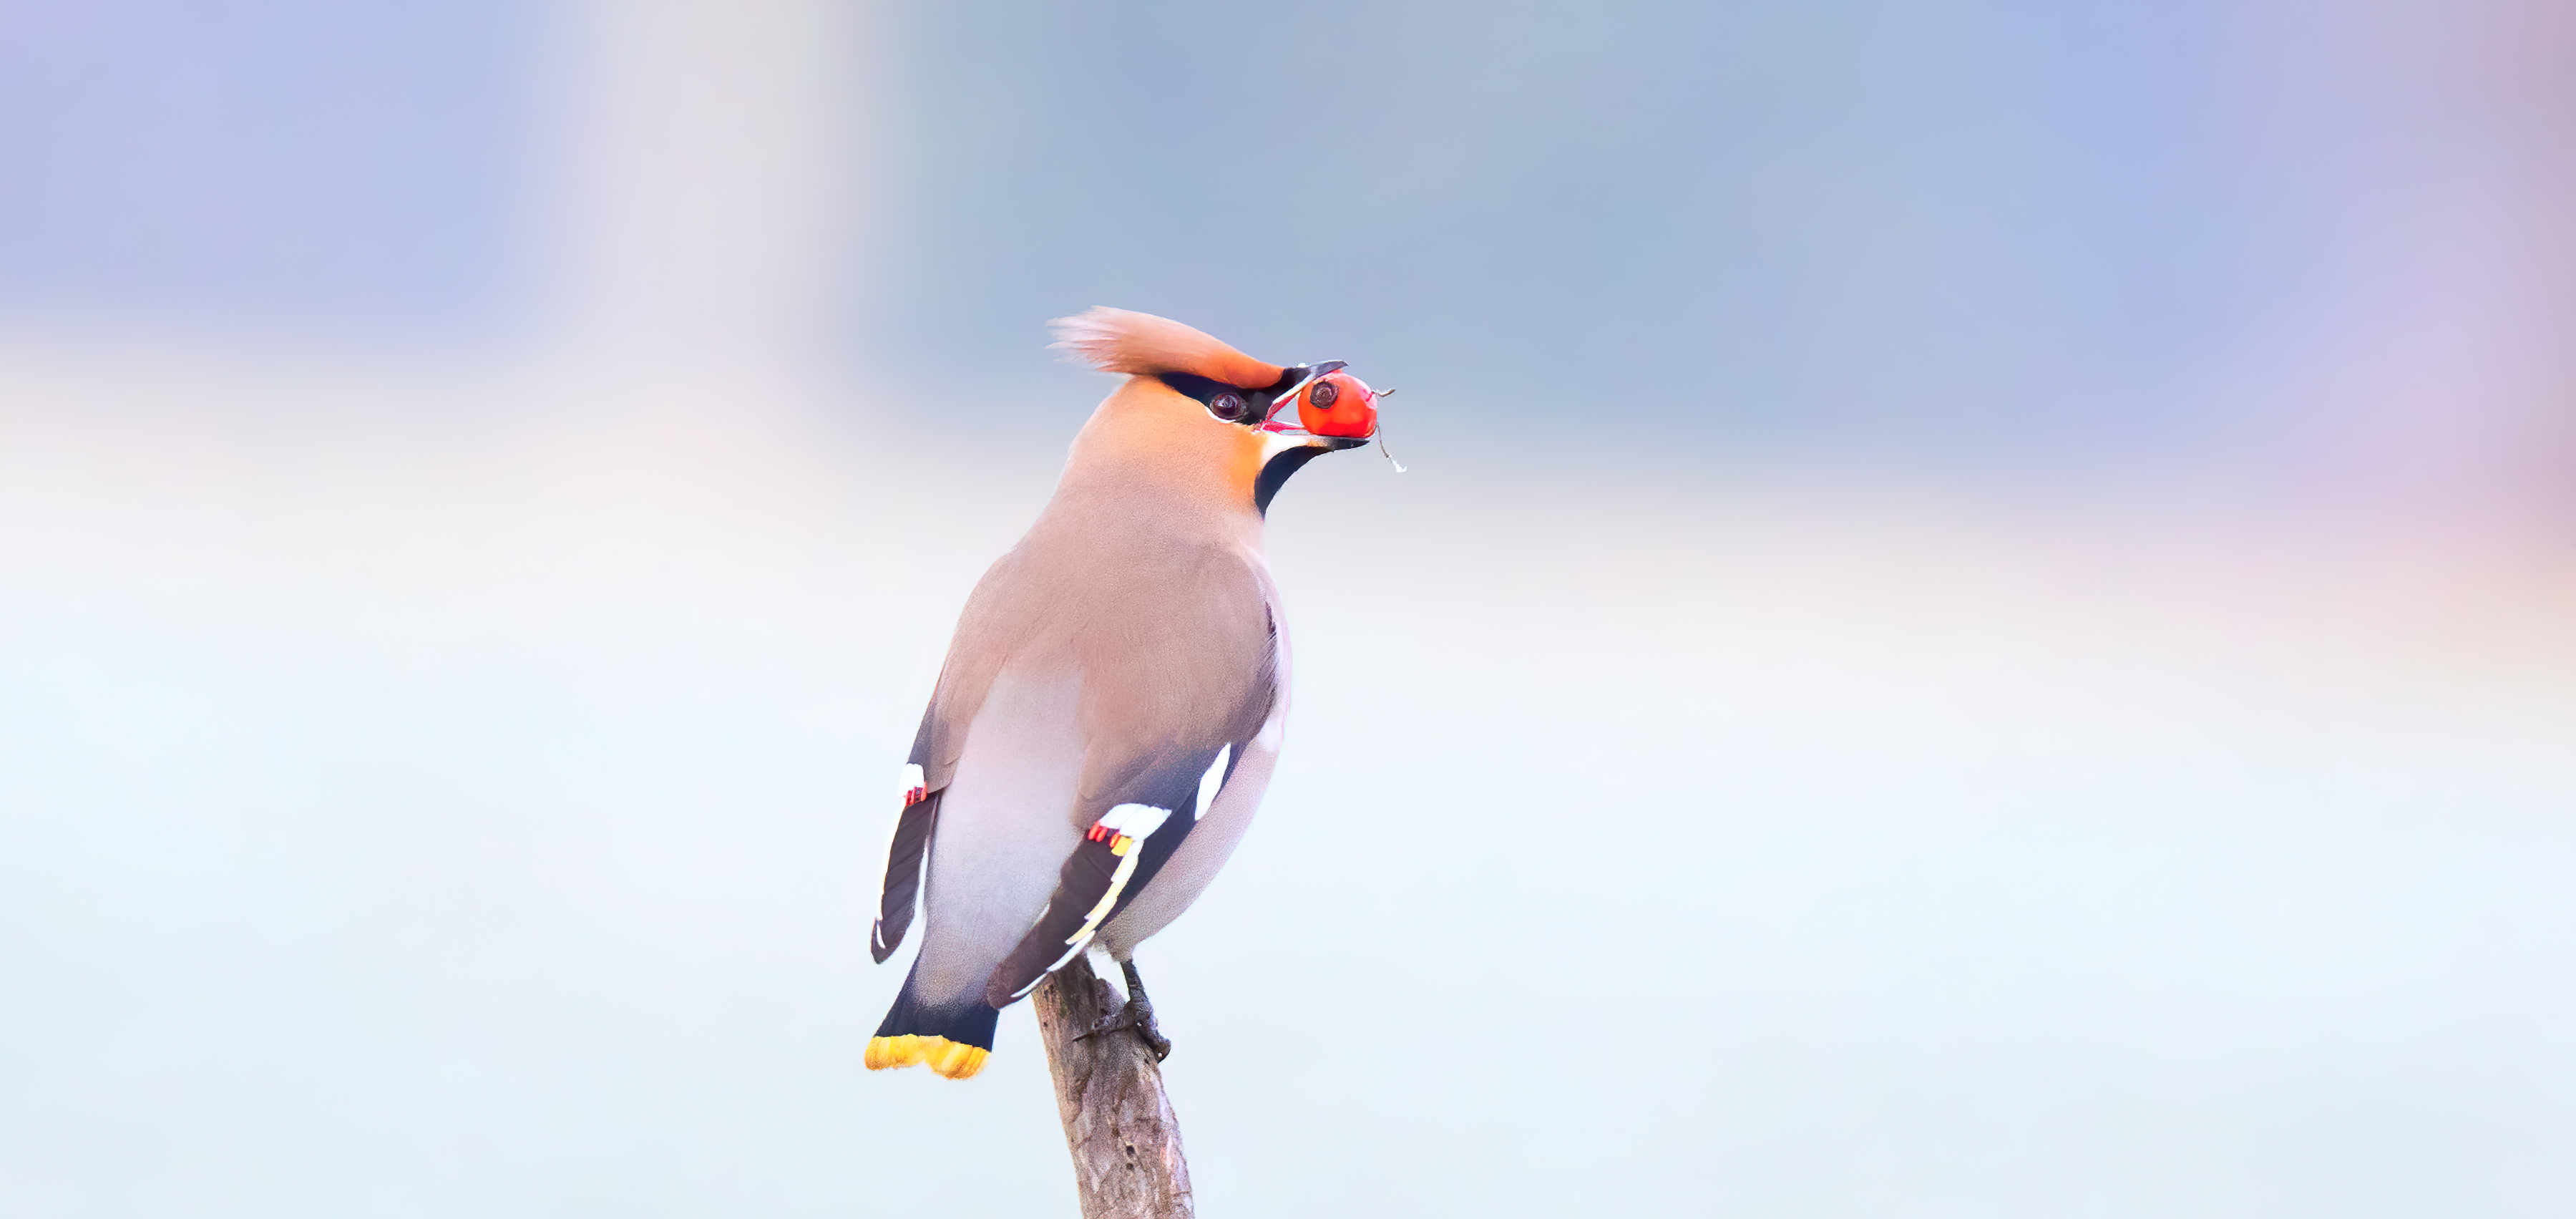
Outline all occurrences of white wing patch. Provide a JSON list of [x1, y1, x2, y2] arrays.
[[1092, 802, 1171, 840], [1194, 745, 1231, 821]]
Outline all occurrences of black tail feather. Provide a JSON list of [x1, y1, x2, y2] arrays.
[[874, 959, 1000, 1052]]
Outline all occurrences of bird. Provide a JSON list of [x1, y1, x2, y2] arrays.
[[864, 307, 1385, 1080]]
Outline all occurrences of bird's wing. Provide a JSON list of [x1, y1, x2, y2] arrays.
[[980, 722, 1269, 1007], [866, 551, 1026, 964], [869, 759, 940, 963]]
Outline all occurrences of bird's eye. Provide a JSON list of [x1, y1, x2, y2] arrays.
[[1209, 391, 1246, 421], [1308, 381, 1338, 409]]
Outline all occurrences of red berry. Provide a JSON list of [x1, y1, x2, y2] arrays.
[[1298, 372, 1377, 438]]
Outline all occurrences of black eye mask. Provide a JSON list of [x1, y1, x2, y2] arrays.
[[1159, 362, 1346, 427]]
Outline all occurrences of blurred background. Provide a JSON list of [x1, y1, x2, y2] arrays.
[[4, 0, 2573, 1215]]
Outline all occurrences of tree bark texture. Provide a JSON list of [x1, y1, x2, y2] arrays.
[[1030, 955, 1194, 1219]]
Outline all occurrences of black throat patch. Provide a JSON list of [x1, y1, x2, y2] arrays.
[[1252, 445, 1330, 516]]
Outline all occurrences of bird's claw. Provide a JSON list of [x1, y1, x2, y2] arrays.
[[1076, 992, 1173, 1062]]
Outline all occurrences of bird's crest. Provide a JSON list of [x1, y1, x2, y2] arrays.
[[1048, 306, 1287, 391]]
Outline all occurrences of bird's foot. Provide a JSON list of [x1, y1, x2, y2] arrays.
[[1076, 977, 1173, 1062]]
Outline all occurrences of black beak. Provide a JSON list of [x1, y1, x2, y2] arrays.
[[1247, 360, 1350, 423]]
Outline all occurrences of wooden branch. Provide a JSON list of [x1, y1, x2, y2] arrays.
[[1030, 955, 1194, 1218]]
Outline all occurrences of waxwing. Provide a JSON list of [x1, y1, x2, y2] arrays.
[[864, 308, 1386, 1079]]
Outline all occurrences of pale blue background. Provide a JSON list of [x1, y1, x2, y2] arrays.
[[4, 2, 2572, 1215]]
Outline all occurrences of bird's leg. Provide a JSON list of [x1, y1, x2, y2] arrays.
[[1076, 958, 1173, 1062]]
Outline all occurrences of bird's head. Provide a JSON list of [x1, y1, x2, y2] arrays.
[[1049, 307, 1387, 516]]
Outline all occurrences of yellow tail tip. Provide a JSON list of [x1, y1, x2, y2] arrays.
[[866, 1034, 989, 1079], [864, 1034, 926, 1070], [924, 1039, 990, 1079]]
